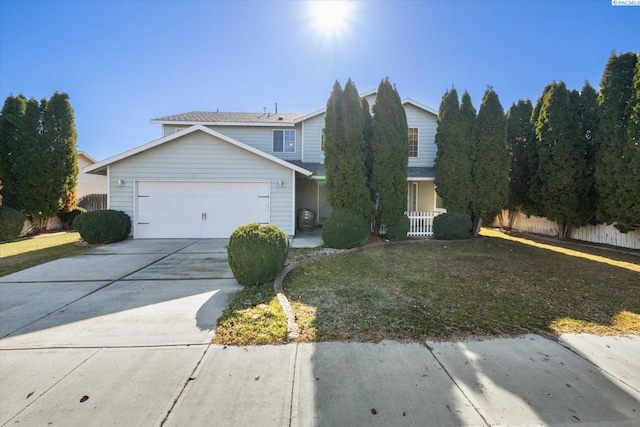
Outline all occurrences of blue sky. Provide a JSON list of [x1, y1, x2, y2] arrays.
[[1, 0, 638, 161]]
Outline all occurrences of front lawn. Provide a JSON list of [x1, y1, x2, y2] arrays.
[[214, 232, 639, 345], [0, 232, 88, 277]]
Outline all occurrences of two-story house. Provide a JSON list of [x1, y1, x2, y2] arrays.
[[85, 89, 443, 239]]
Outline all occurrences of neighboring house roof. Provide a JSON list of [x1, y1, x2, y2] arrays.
[[77, 151, 98, 164], [150, 111, 305, 126], [289, 162, 435, 180], [293, 89, 438, 123], [84, 124, 312, 177]]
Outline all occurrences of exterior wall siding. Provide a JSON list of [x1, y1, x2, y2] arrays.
[[405, 104, 437, 168], [108, 130, 295, 235], [301, 114, 325, 163]]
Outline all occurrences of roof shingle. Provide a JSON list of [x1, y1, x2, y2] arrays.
[[152, 111, 305, 124]]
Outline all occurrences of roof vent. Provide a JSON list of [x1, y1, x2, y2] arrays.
[[278, 116, 283, 121]]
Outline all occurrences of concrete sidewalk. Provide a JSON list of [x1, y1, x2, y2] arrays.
[[1, 335, 639, 426]]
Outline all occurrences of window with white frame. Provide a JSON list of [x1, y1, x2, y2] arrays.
[[273, 129, 296, 153], [408, 182, 418, 212], [408, 128, 418, 158]]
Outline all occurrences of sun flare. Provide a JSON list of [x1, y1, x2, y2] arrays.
[[311, 1, 350, 35]]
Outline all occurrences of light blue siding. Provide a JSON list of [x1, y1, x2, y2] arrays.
[[301, 114, 325, 163], [108, 130, 295, 235], [405, 104, 437, 167]]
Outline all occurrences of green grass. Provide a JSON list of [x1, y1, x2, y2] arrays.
[[214, 231, 639, 345], [0, 232, 88, 277]]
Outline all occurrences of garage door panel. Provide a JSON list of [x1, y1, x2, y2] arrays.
[[135, 181, 271, 239]]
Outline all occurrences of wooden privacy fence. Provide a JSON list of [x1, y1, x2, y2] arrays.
[[377, 211, 441, 238], [492, 210, 640, 250]]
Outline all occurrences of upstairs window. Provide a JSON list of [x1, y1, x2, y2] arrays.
[[273, 129, 296, 153], [408, 128, 418, 158]]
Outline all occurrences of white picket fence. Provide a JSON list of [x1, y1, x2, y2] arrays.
[[492, 210, 640, 250], [377, 211, 442, 238]]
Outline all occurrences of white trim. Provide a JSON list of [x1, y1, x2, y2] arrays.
[[78, 151, 98, 164], [406, 177, 434, 181], [84, 124, 311, 177], [408, 127, 419, 158], [106, 165, 111, 209], [403, 98, 438, 116], [291, 170, 296, 234], [272, 129, 297, 154], [294, 107, 326, 123], [301, 121, 305, 161]]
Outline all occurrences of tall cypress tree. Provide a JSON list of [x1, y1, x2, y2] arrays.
[[470, 88, 509, 235], [622, 58, 640, 231], [530, 82, 590, 238], [324, 81, 345, 211], [361, 96, 374, 205], [0, 95, 27, 209], [341, 79, 372, 218], [506, 99, 534, 224], [595, 52, 639, 232], [371, 78, 409, 228], [323, 80, 371, 219], [577, 82, 600, 224], [36, 92, 78, 221], [434, 89, 463, 210]]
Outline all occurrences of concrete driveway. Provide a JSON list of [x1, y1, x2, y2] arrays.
[[0, 239, 243, 425]]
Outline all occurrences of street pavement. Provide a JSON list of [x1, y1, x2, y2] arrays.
[[1, 238, 639, 426]]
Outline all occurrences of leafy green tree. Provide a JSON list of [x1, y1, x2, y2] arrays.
[[595, 52, 639, 232], [469, 88, 509, 235], [371, 78, 409, 229], [505, 99, 534, 227], [530, 82, 590, 239], [323, 80, 372, 219], [0, 95, 27, 208]]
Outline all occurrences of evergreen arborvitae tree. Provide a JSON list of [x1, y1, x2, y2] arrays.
[[323, 80, 371, 219], [35, 93, 78, 221], [371, 78, 409, 228], [577, 82, 600, 224], [0, 95, 27, 209], [17, 98, 50, 221], [595, 52, 639, 232], [457, 91, 476, 210], [324, 81, 345, 211], [530, 82, 590, 239], [505, 100, 534, 223], [361, 96, 374, 204], [469, 88, 509, 235], [623, 58, 640, 231], [434, 89, 463, 210]]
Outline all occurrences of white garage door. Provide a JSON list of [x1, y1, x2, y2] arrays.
[[135, 181, 270, 238]]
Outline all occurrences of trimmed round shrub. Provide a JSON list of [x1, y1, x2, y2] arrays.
[[0, 206, 25, 241], [227, 223, 289, 286], [73, 209, 131, 244], [385, 216, 410, 241], [58, 206, 86, 229], [322, 208, 370, 249], [433, 212, 472, 240]]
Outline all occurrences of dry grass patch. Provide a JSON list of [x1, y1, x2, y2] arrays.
[[0, 231, 87, 277], [285, 237, 639, 342], [213, 283, 288, 346]]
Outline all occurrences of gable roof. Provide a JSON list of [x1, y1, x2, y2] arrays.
[[150, 111, 304, 126], [84, 124, 312, 176], [293, 89, 438, 123]]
